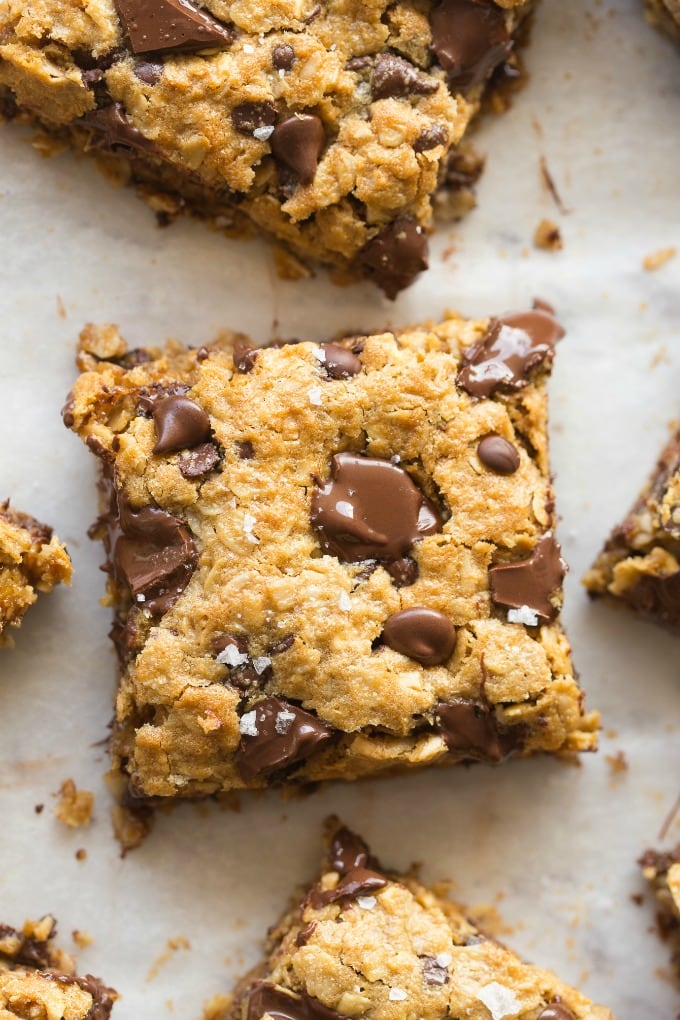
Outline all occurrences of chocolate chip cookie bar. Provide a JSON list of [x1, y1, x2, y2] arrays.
[[223, 821, 613, 1020], [0, 0, 532, 297], [643, 0, 680, 42], [0, 916, 116, 1018], [583, 427, 680, 633], [0, 501, 72, 645], [639, 846, 680, 979], [64, 307, 598, 802]]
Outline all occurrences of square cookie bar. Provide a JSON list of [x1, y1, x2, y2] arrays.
[[639, 846, 680, 979], [222, 821, 613, 1020], [0, 0, 531, 296], [64, 306, 598, 801], [643, 0, 680, 42], [583, 427, 680, 633], [0, 501, 72, 645], [0, 916, 116, 1018]]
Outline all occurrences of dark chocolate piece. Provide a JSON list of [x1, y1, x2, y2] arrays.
[[311, 452, 442, 566], [246, 982, 342, 1020], [233, 342, 259, 373], [421, 956, 450, 986], [295, 922, 317, 947], [457, 309, 564, 398], [371, 53, 439, 100], [436, 698, 513, 761], [178, 442, 220, 478], [153, 394, 211, 454], [236, 440, 255, 460], [619, 571, 680, 630], [329, 826, 371, 874], [359, 216, 429, 299], [385, 557, 419, 587], [414, 124, 448, 152], [317, 344, 362, 380], [429, 0, 511, 89], [231, 101, 278, 137], [79, 102, 158, 154], [382, 607, 456, 666], [236, 696, 333, 781], [325, 866, 387, 903], [477, 434, 520, 474], [270, 114, 325, 184], [133, 60, 163, 84], [114, 0, 234, 55], [489, 533, 565, 622], [272, 44, 296, 70]]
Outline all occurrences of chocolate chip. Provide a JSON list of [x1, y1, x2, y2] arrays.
[[103, 481, 198, 615], [477, 434, 520, 475], [114, 0, 234, 55], [414, 124, 448, 152], [231, 101, 277, 137], [457, 308, 565, 398], [295, 922, 317, 947], [620, 570, 680, 630], [385, 557, 419, 587], [421, 957, 450, 986], [382, 607, 456, 666], [79, 102, 159, 155], [178, 442, 220, 478], [246, 983, 342, 1020], [137, 382, 189, 417], [81, 67, 104, 86], [236, 696, 334, 781], [371, 53, 439, 100], [346, 55, 373, 71], [429, 0, 511, 89], [537, 1005, 576, 1020], [359, 216, 429, 299], [153, 395, 211, 454], [489, 533, 565, 623], [272, 44, 295, 70], [325, 866, 387, 903], [269, 634, 295, 655], [213, 632, 249, 656], [236, 440, 255, 460], [270, 114, 325, 184], [311, 452, 442, 567], [436, 699, 507, 761], [233, 342, 259, 373], [317, 344, 362, 380], [134, 60, 163, 84], [329, 825, 372, 874]]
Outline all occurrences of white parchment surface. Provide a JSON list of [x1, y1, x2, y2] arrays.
[[0, 0, 679, 1017]]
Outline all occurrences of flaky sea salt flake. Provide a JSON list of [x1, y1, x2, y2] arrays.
[[239, 710, 259, 736], [477, 982, 521, 1020], [507, 605, 539, 627], [253, 656, 272, 675], [308, 386, 323, 406], [338, 591, 352, 611], [388, 988, 407, 1002], [275, 709, 296, 734], [216, 644, 249, 668]]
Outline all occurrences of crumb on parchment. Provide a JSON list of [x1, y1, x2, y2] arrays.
[[642, 247, 676, 271], [533, 218, 563, 251], [54, 780, 94, 828]]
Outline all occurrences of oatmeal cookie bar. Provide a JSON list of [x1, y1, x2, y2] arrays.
[[583, 427, 680, 633], [639, 846, 680, 979], [64, 306, 598, 801], [0, 0, 532, 296], [0, 501, 72, 645], [0, 915, 116, 1019], [643, 0, 680, 42], [222, 820, 613, 1020]]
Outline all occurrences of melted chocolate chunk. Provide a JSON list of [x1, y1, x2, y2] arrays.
[[421, 956, 450, 986], [346, 55, 373, 71], [134, 60, 163, 84], [325, 866, 387, 902], [272, 44, 296, 70], [329, 826, 372, 874], [103, 482, 198, 614], [81, 67, 104, 86], [295, 921, 317, 947], [236, 440, 255, 460], [537, 1005, 576, 1020], [153, 394, 211, 454], [311, 452, 442, 567], [231, 101, 278, 136], [457, 309, 565, 398], [79, 102, 159, 154], [233, 342, 259, 373], [359, 216, 429, 299], [436, 698, 513, 762], [385, 556, 419, 587], [429, 0, 511, 89], [414, 124, 448, 152], [620, 570, 680, 630], [0, 924, 52, 968], [178, 442, 220, 478], [114, 0, 234, 55], [382, 607, 456, 666], [371, 53, 439, 100], [318, 344, 362, 380], [477, 433, 520, 474], [236, 696, 334, 781], [270, 114, 325, 184], [269, 633, 295, 655], [246, 982, 342, 1020], [489, 533, 565, 622]]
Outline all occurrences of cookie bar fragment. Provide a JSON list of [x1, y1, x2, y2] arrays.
[[583, 427, 680, 633], [0, 915, 116, 1018], [639, 846, 680, 979], [0, 501, 72, 645], [0, 0, 534, 296], [642, 0, 680, 42], [64, 307, 598, 802], [223, 821, 613, 1020]]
